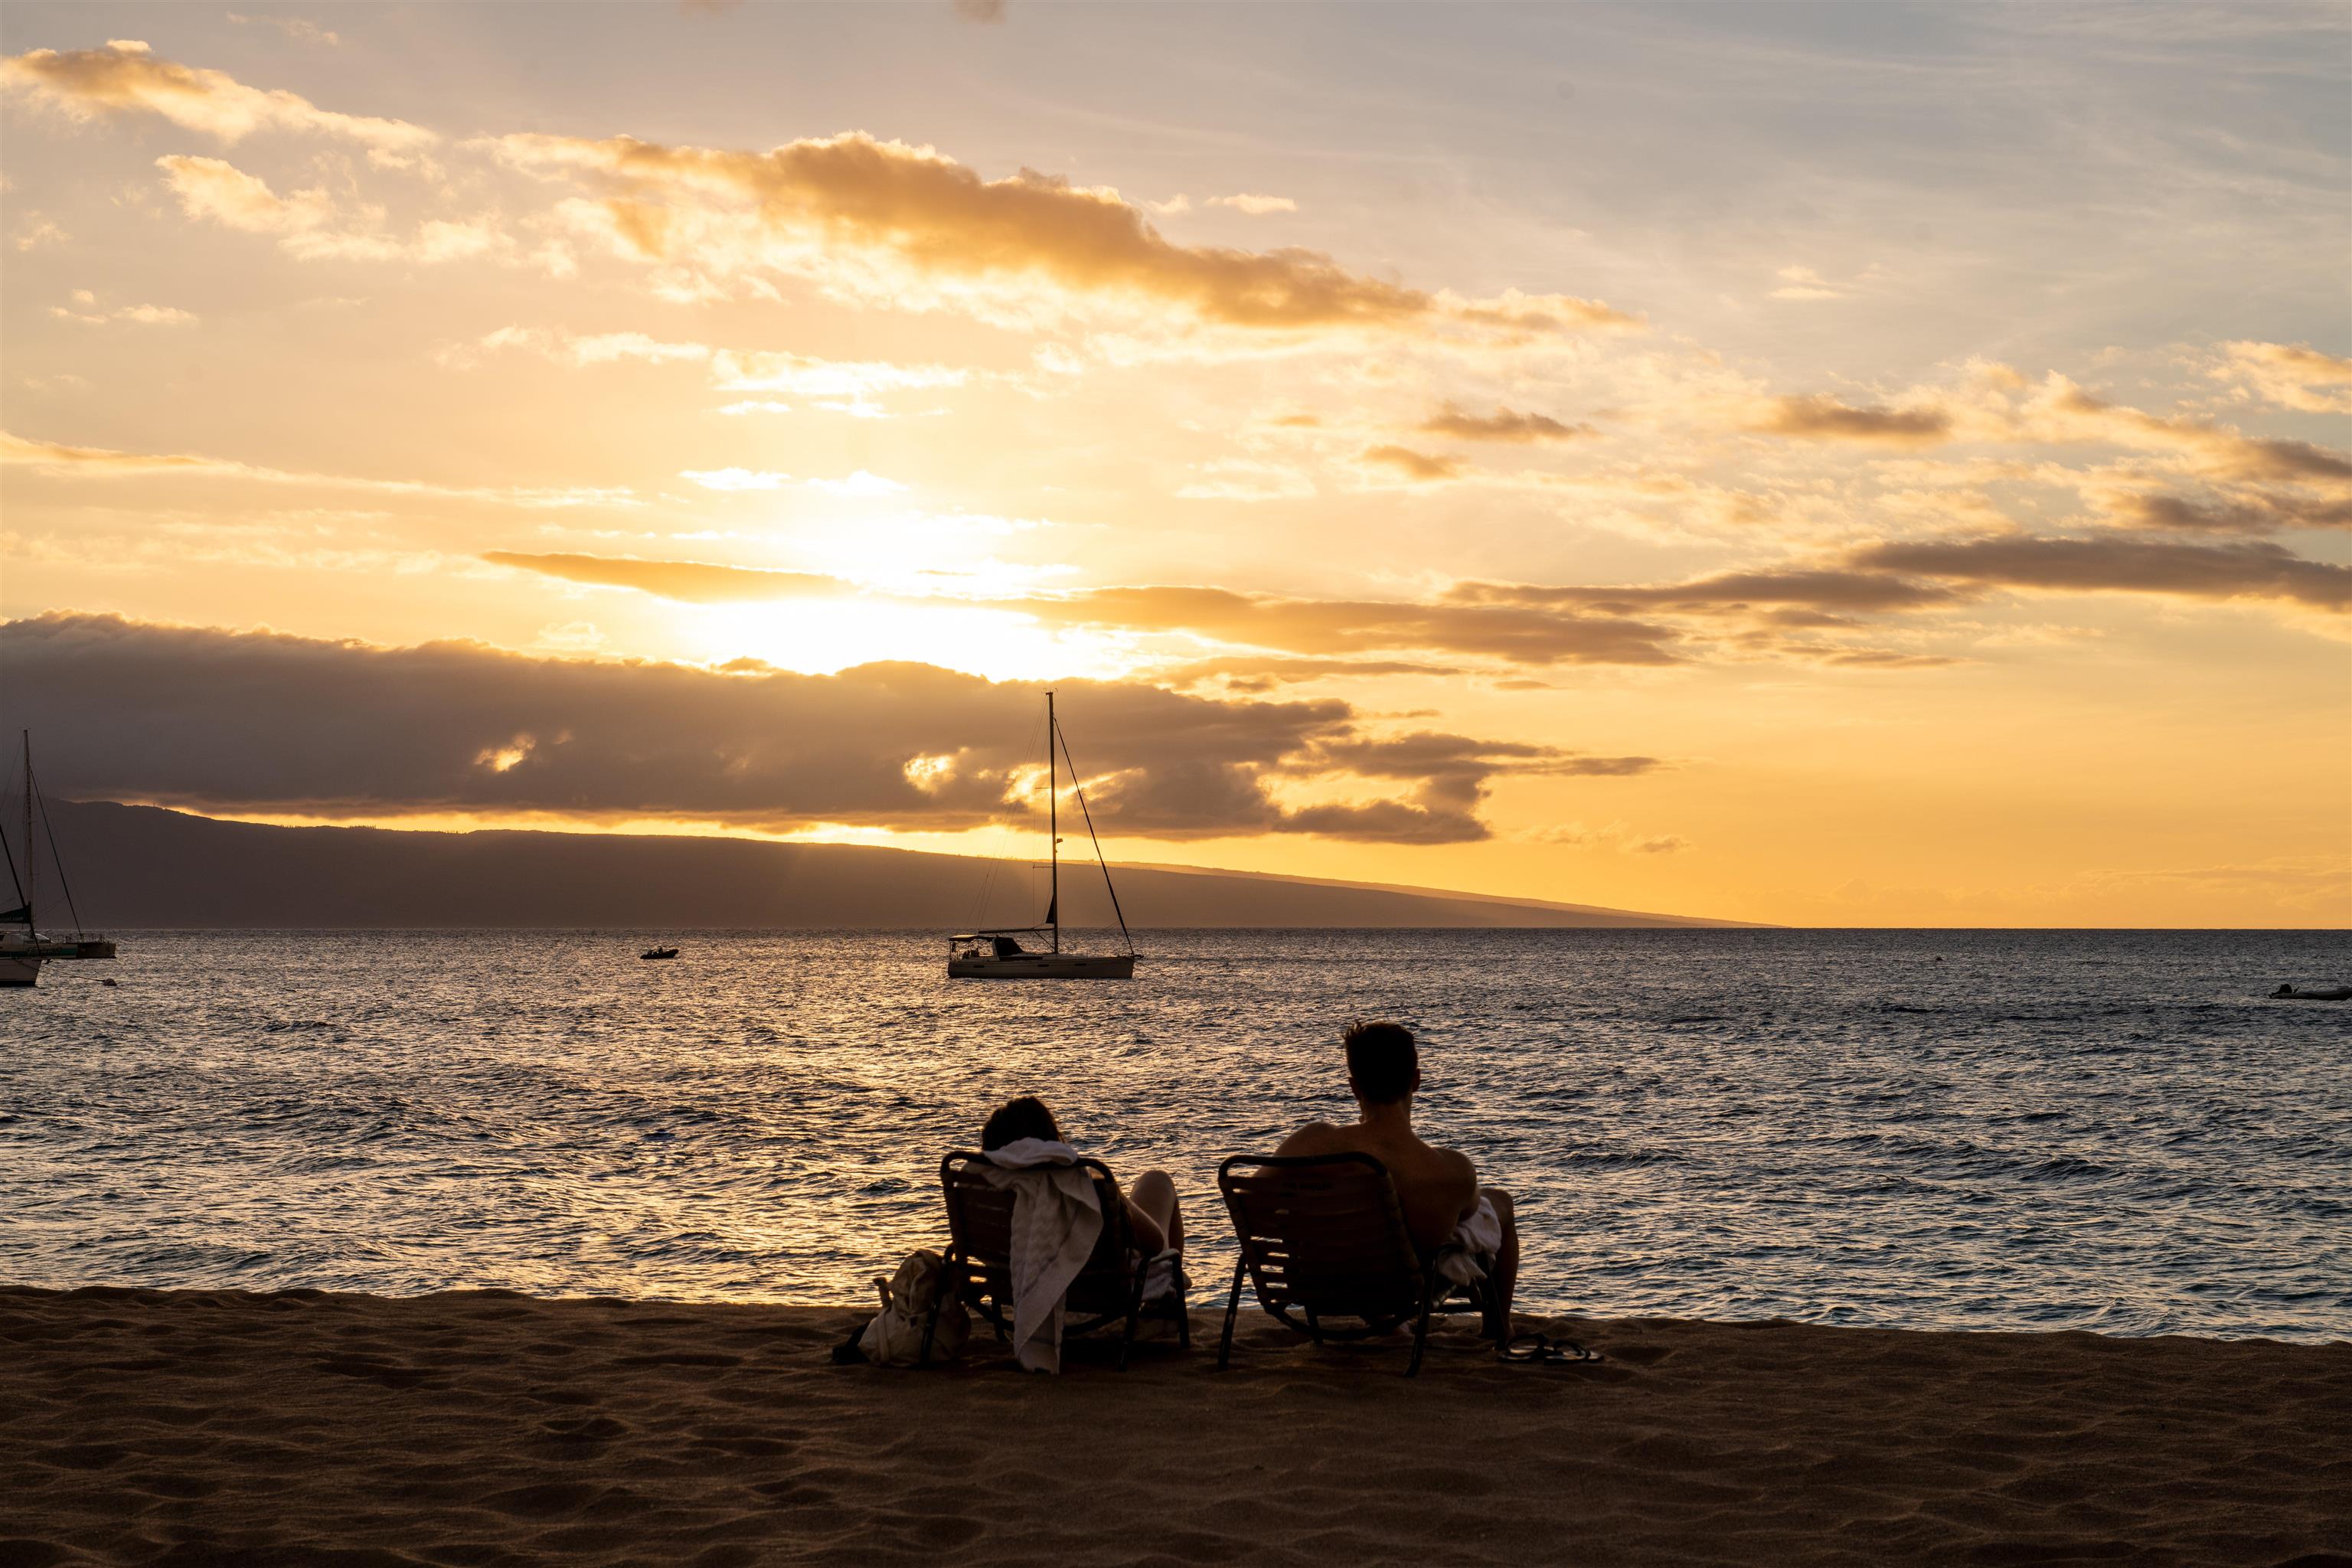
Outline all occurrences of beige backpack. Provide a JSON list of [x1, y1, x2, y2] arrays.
[[856, 1248, 969, 1366]]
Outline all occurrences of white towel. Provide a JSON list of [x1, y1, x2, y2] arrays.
[[978, 1138, 1104, 1374], [1436, 1194, 1503, 1288]]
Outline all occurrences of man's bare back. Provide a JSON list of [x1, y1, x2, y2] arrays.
[[1275, 1116, 1478, 1255]]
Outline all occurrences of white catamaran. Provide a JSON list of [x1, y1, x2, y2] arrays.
[[948, 692, 1137, 979]]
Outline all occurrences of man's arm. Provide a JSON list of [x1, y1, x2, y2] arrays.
[[1429, 1147, 1481, 1225]]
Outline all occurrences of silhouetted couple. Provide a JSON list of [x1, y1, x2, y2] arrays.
[[979, 1018, 1518, 1334]]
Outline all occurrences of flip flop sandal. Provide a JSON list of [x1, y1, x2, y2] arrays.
[[1500, 1331, 1601, 1364]]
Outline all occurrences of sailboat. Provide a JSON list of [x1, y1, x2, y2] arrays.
[[947, 692, 1137, 979], [2, 732, 118, 987]]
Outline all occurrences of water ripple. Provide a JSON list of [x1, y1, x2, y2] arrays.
[[2, 927, 2347, 1341]]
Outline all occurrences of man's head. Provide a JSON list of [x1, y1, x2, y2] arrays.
[[1344, 1020, 1419, 1106], [982, 1094, 1062, 1151]]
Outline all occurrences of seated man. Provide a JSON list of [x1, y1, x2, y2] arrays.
[[1276, 1020, 1517, 1335]]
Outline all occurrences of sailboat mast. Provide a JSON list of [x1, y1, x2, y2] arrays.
[[21, 732, 31, 933], [1047, 691, 1059, 952]]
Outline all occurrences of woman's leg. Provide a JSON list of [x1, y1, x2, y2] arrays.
[[1126, 1168, 1183, 1255]]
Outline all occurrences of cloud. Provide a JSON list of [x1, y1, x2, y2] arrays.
[[1175, 459, 1317, 501], [2211, 340, 2352, 415], [50, 298, 198, 327], [1361, 444, 1464, 480], [1273, 733, 1663, 844], [1625, 834, 1690, 854], [458, 327, 969, 416], [2030, 377, 2352, 486], [1451, 568, 1962, 616], [11, 214, 67, 251], [224, 13, 343, 47], [676, 466, 904, 495], [1770, 264, 1843, 302], [492, 129, 1632, 333], [0, 613, 1615, 844], [1207, 193, 1297, 215], [155, 154, 333, 234], [1159, 656, 1464, 691], [2, 428, 633, 508], [2, 430, 219, 475], [1852, 536, 2349, 612], [2, 40, 430, 149], [1014, 584, 1683, 665], [1754, 394, 1953, 445], [2096, 489, 2352, 535], [482, 552, 851, 604], [681, 467, 787, 492], [477, 552, 1686, 665], [158, 153, 506, 263], [1419, 404, 1594, 443]]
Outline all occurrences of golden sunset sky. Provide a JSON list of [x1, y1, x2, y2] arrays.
[[2, 2, 2346, 926]]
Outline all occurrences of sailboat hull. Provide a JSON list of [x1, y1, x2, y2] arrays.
[[948, 952, 1135, 980], [0, 954, 41, 986]]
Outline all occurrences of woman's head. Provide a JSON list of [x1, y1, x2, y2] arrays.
[[982, 1095, 1062, 1151]]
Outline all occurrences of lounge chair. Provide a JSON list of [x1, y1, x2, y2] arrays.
[[922, 1150, 1191, 1368], [1215, 1151, 1504, 1377]]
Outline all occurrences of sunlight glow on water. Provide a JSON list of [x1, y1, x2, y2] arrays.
[[4, 929, 2347, 1341]]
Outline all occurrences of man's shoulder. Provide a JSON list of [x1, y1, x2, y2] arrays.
[[1273, 1121, 1354, 1157]]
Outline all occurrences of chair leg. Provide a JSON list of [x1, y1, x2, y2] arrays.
[[1406, 1278, 1435, 1378], [1217, 1256, 1246, 1370], [1119, 1273, 1145, 1371]]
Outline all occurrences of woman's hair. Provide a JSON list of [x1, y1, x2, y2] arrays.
[[982, 1095, 1062, 1151]]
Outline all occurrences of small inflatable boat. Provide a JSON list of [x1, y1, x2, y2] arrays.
[[2272, 983, 2350, 1001], [641, 946, 679, 961]]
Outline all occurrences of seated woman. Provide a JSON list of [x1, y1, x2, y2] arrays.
[[981, 1095, 1183, 1258]]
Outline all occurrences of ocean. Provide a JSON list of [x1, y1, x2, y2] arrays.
[[4, 928, 2347, 1341]]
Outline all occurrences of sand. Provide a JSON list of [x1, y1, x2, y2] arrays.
[[1, 1288, 2345, 1567]]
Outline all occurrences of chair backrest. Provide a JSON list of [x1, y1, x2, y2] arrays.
[[1217, 1152, 1426, 1325], [939, 1151, 1137, 1312]]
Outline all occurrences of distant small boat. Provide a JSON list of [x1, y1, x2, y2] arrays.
[[2272, 984, 2350, 1001], [641, 946, 680, 961], [948, 691, 1136, 980]]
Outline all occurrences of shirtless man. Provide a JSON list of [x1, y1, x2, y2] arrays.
[[1276, 1020, 1518, 1335]]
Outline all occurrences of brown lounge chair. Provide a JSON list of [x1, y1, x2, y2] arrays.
[[1216, 1151, 1504, 1377], [922, 1150, 1191, 1368]]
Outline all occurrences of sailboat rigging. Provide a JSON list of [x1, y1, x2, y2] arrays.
[[2, 732, 119, 988], [947, 692, 1137, 979]]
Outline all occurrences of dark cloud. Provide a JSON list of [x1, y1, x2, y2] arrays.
[[1852, 537, 2349, 612], [1278, 732, 1666, 844], [2102, 492, 2352, 535], [1419, 404, 1594, 443], [1361, 444, 1465, 480], [1452, 568, 1961, 616], [1755, 395, 1952, 446], [484, 551, 848, 603], [0, 614, 1646, 842], [1015, 585, 1683, 665], [1159, 656, 1465, 691]]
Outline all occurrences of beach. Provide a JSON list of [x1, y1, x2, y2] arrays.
[[3, 1287, 2345, 1566]]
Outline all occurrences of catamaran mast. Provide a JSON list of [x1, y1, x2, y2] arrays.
[[1047, 691, 1059, 952]]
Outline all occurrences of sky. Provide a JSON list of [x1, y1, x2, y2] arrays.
[[1, 1, 2347, 927]]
